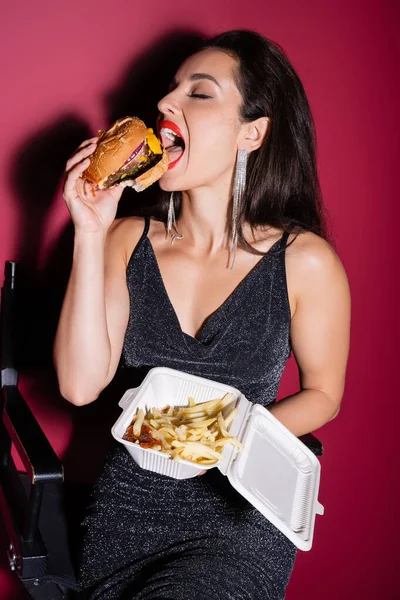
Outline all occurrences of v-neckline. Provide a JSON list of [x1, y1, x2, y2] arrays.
[[145, 236, 283, 344]]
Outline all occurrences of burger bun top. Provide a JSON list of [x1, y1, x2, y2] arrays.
[[84, 117, 148, 185]]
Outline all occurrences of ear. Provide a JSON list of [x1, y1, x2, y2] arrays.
[[239, 117, 270, 153]]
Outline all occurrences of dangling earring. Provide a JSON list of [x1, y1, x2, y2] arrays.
[[167, 192, 183, 245], [230, 149, 248, 269]]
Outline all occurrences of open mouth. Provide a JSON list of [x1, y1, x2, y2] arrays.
[[158, 120, 185, 169]]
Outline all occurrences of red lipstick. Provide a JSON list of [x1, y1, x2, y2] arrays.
[[158, 120, 185, 144], [158, 120, 186, 170]]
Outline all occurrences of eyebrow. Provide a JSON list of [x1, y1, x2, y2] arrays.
[[172, 73, 222, 89]]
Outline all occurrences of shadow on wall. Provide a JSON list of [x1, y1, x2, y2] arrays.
[[108, 29, 205, 219], [9, 29, 205, 481]]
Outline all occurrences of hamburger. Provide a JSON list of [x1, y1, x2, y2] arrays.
[[83, 116, 169, 193]]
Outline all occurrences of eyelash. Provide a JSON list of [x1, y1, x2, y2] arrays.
[[188, 93, 212, 100]]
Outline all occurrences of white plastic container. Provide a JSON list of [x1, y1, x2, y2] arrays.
[[112, 367, 324, 551]]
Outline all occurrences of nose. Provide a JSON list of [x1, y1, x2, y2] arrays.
[[157, 90, 180, 118]]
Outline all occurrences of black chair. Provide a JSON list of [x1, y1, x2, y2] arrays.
[[0, 261, 88, 599], [0, 260, 323, 599]]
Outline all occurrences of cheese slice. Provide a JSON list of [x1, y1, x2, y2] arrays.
[[146, 128, 163, 154]]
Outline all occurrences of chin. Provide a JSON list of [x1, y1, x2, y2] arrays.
[[158, 174, 181, 193]]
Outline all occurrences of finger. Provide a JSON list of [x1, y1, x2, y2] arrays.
[[65, 143, 97, 172], [83, 179, 94, 197], [66, 137, 98, 170], [74, 174, 87, 201], [76, 136, 99, 151], [63, 156, 91, 199], [76, 173, 97, 204], [67, 137, 98, 167], [197, 470, 207, 476], [83, 178, 100, 201]]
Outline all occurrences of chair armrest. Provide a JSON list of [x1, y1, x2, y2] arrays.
[[298, 433, 323, 457], [2, 385, 63, 484], [1, 262, 17, 372]]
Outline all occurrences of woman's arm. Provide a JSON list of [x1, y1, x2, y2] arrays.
[[268, 234, 351, 436], [53, 220, 132, 405], [53, 137, 143, 406]]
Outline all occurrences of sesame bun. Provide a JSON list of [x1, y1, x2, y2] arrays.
[[83, 117, 148, 186]]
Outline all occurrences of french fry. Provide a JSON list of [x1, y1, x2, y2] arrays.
[[123, 391, 243, 466], [158, 425, 177, 437], [133, 409, 145, 437], [185, 417, 217, 428], [175, 425, 187, 441], [224, 407, 238, 428], [217, 412, 230, 437], [179, 397, 223, 415]]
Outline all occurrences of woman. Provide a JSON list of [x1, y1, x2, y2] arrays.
[[54, 30, 350, 600]]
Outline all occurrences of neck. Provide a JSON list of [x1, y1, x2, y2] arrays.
[[176, 184, 233, 253]]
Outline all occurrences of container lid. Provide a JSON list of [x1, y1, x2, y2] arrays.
[[220, 403, 324, 551], [113, 368, 324, 550]]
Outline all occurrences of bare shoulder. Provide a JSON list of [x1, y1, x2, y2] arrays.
[[286, 231, 350, 304], [106, 216, 148, 266], [286, 231, 341, 270]]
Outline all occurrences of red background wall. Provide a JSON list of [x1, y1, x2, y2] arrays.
[[1, 1, 398, 598]]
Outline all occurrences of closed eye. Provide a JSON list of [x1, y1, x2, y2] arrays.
[[189, 93, 212, 99]]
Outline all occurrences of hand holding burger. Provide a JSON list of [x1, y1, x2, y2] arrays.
[[63, 117, 169, 235], [82, 116, 169, 193]]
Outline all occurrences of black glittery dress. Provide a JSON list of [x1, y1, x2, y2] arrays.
[[78, 217, 297, 600]]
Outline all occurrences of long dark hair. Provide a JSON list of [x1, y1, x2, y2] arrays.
[[160, 30, 328, 249]]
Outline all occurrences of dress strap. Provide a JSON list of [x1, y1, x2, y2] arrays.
[[137, 216, 150, 245], [278, 230, 291, 322], [279, 231, 290, 250], [126, 217, 151, 266], [142, 216, 150, 239]]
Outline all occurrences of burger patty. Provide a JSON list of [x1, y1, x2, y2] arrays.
[[100, 143, 163, 189]]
